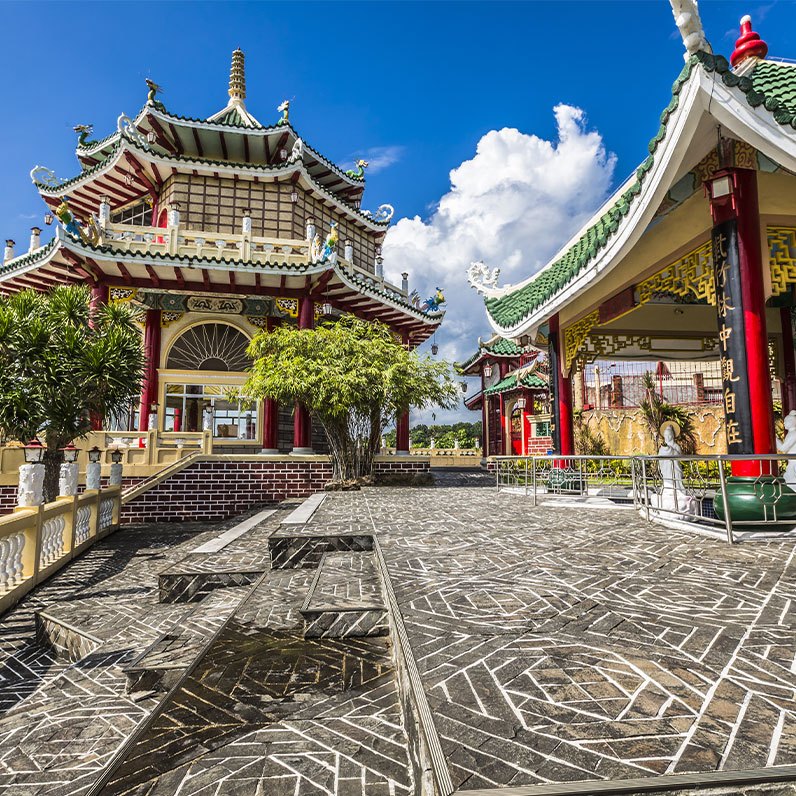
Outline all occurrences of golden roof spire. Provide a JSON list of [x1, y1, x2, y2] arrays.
[[228, 48, 246, 101]]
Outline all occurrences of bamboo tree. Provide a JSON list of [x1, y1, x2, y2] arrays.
[[245, 316, 458, 483]]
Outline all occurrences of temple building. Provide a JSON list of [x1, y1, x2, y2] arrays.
[[0, 50, 443, 454], [458, 337, 551, 456], [469, 7, 796, 515]]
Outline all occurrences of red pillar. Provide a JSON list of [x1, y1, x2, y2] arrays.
[[139, 309, 161, 432], [548, 313, 574, 455], [480, 364, 488, 457], [708, 167, 774, 475], [396, 330, 411, 454], [781, 307, 796, 417], [90, 282, 108, 319], [292, 298, 314, 453], [261, 318, 280, 453]]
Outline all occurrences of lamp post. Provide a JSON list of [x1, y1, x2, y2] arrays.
[[58, 443, 80, 497], [109, 447, 124, 486], [86, 445, 102, 491], [18, 439, 45, 507]]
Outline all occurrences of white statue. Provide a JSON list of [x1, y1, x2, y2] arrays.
[[202, 406, 214, 432], [777, 410, 796, 490], [657, 421, 697, 516]]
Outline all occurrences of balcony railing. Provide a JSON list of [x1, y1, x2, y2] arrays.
[[97, 222, 407, 297], [0, 485, 121, 615]]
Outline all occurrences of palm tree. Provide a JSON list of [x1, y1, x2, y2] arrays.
[[639, 371, 698, 454], [0, 286, 144, 501]]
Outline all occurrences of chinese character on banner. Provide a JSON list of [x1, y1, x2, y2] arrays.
[[721, 357, 740, 383], [726, 420, 743, 446]]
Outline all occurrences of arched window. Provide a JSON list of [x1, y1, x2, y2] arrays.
[[166, 323, 251, 372]]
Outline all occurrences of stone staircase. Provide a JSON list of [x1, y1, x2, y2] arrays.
[[300, 550, 388, 638]]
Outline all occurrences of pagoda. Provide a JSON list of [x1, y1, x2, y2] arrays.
[[458, 337, 550, 456], [0, 50, 443, 454]]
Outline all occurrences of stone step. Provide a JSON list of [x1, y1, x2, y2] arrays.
[[300, 551, 387, 638], [123, 586, 249, 694]]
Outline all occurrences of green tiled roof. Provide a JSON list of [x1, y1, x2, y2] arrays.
[[35, 135, 385, 228], [0, 237, 58, 277], [210, 106, 261, 128], [457, 336, 524, 373], [483, 371, 547, 396], [483, 52, 796, 331]]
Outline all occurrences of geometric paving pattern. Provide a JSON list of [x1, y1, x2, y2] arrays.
[[4, 472, 796, 795], [314, 475, 796, 792]]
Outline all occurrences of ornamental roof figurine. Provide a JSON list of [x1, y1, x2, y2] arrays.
[[730, 15, 768, 67], [669, 0, 711, 60]]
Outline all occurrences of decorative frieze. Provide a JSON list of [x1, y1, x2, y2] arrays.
[[637, 241, 715, 306]]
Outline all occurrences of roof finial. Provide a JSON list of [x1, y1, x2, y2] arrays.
[[229, 48, 246, 101], [669, 0, 711, 61], [731, 15, 768, 67]]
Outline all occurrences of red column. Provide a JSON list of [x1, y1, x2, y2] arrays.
[[396, 330, 411, 454], [139, 309, 161, 432], [708, 167, 774, 475], [261, 318, 280, 453], [90, 282, 108, 318], [480, 365, 488, 457], [292, 298, 314, 453], [781, 307, 796, 417], [548, 313, 574, 455]]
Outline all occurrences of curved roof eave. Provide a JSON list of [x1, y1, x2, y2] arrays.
[[483, 56, 796, 341], [35, 136, 388, 232]]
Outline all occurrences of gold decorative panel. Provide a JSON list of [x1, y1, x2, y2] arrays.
[[769, 227, 796, 297], [637, 241, 715, 306], [563, 310, 599, 373]]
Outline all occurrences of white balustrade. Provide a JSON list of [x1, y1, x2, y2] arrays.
[[99, 498, 114, 531], [0, 532, 25, 592], [74, 506, 92, 545], [39, 515, 66, 568]]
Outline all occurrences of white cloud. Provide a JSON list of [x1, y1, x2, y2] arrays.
[[382, 104, 617, 425], [348, 145, 404, 174]]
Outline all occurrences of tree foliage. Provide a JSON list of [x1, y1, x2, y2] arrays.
[[245, 316, 458, 481], [0, 286, 145, 500], [385, 422, 482, 449]]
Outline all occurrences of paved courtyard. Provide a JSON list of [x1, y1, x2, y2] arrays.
[[2, 473, 796, 795]]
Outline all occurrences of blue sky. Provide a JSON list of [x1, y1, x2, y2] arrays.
[[1, 0, 794, 422]]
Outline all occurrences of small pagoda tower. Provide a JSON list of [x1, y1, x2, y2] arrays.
[[0, 51, 444, 455]]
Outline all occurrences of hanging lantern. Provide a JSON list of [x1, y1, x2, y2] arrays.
[[483, 363, 493, 378], [431, 343, 439, 355], [460, 381, 468, 394], [290, 189, 299, 203], [279, 147, 288, 161], [124, 170, 134, 187], [515, 397, 527, 410], [43, 212, 53, 226], [146, 130, 157, 144], [322, 302, 333, 316]]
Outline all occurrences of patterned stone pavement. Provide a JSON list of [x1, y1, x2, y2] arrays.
[[2, 472, 796, 795]]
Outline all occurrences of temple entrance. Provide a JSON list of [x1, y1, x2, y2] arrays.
[[162, 321, 258, 441]]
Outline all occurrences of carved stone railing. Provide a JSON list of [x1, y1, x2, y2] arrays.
[[0, 485, 121, 616]]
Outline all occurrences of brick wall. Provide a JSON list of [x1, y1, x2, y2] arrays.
[[121, 458, 429, 525], [0, 485, 16, 516]]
